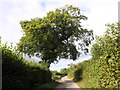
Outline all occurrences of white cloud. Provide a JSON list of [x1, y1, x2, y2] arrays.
[[1, 0, 119, 44], [0, 0, 44, 44], [50, 54, 91, 71], [86, 0, 119, 35], [0, 0, 119, 70]]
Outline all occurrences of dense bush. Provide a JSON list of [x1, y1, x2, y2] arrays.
[[67, 23, 120, 88], [2, 43, 52, 89], [51, 70, 63, 80], [73, 68, 82, 82], [91, 23, 120, 88], [60, 68, 68, 76], [67, 60, 100, 88]]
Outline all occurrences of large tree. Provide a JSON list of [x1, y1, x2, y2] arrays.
[[18, 5, 93, 65]]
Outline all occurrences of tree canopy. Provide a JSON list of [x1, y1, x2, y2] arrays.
[[17, 5, 93, 65]]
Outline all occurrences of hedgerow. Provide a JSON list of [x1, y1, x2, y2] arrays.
[[67, 22, 120, 88], [2, 43, 52, 89]]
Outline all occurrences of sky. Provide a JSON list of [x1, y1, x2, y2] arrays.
[[0, 0, 119, 71]]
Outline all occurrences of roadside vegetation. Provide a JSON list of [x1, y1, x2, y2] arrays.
[[2, 4, 119, 89], [2, 43, 58, 89], [67, 23, 120, 88], [2, 5, 92, 89]]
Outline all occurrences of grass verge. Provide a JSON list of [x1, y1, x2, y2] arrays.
[[33, 81, 59, 90]]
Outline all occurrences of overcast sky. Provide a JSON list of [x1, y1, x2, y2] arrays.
[[0, 0, 119, 71]]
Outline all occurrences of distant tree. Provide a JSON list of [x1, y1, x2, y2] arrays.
[[60, 68, 68, 75], [17, 5, 93, 66]]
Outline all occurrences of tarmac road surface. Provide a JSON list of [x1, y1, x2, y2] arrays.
[[55, 76, 81, 90]]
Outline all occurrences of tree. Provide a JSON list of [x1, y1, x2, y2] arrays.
[[17, 5, 93, 66], [60, 68, 68, 75]]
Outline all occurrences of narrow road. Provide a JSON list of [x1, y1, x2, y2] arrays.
[[55, 76, 81, 90]]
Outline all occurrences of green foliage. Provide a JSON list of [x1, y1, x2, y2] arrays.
[[34, 81, 58, 89], [67, 22, 120, 88], [18, 5, 93, 64], [73, 68, 82, 82], [38, 60, 50, 69], [2, 43, 52, 89], [67, 59, 103, 88], [67, 64, 78, 80], [60, 68, 68, 75], [91, 23, 120, 88], [51, 70, 63, 80]]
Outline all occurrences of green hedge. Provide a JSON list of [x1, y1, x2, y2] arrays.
[[51, 70, 63, 80], [2, 44, 52, 89], [67, 60, 100, 88], [67, 23, 120, 88]]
